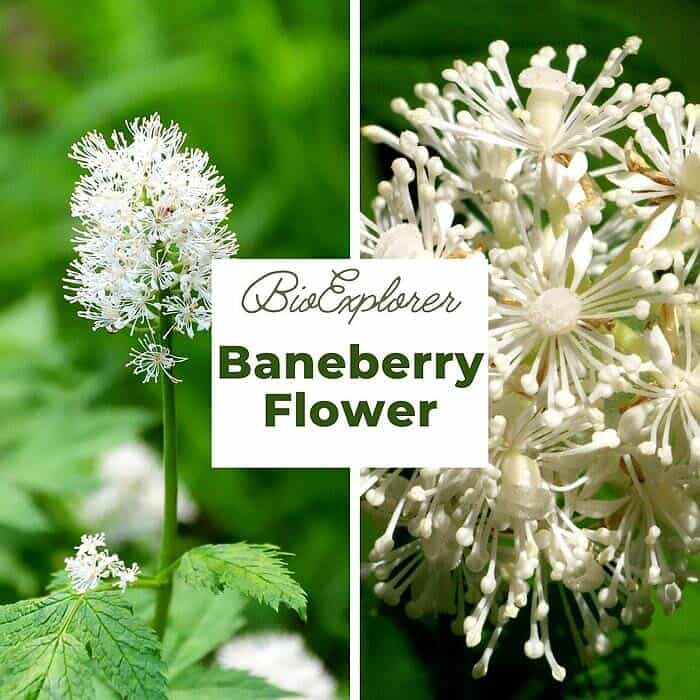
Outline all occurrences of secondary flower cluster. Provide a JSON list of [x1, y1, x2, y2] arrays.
[[216, 632, 337, 700], [81, 442, 198, 544], [64, 533, 140, 593], [361, 38, 700, 681], [65, 113, 238, 382]]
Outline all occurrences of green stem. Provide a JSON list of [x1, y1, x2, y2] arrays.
[[81, 575, 167, 594], [152, 319, 178, 639], [133, 576, 169, 590], [558, 584, 588, 669]]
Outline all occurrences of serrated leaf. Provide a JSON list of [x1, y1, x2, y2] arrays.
[[0, 591, 167, 700], [0, 594, 92, 699], [163, 583, 247, 679], [0, 593, 77, 647], [170, 665, 294, 699], [73, 592, 167, 699], [177, 543, 307, 620], [2, 632, 93, 699]]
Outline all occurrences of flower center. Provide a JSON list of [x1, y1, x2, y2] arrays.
[[519, 67, 570, 149], [528, 287, 581, 336], [497, 451, 551, 521], [501, 452, 543, 490]]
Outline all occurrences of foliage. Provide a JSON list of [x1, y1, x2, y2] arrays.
[[0, 0, 349, 695], [0, 591, 167, 699], [178, 544, 307, 620], [169, 666, 293, 700], [0, 576, 304, 699], [160, 585, 246, 680]]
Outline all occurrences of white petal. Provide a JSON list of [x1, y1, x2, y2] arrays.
[[646, 325, 674, 374], [567, 151, 589, 182], [607, 172, 665, 191], [640, 201, 678, 248], [434, 200, 455, 231], [570, 227, 593, 290]]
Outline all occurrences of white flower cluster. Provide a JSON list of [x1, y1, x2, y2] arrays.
[[65, 113, 238, 382], [81, 442, 197, 545], [216, 632, 337, 700], [64, 533, 140, 593], [361, 38, 700, 681]]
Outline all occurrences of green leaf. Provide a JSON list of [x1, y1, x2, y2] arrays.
[[0, 295, 59, 357], [2, 632, 93, 699], [125, 579, 248, 680], [46, 570, 71, 593], [0, 594, 92, 699], [360, 585, 432, 700], [170, 665, 294, 699], [3, 406, 152, 495], [0, 593, 77, 649], [0, 591, 167, 700], [73, 592, 167, 699], [93, 677, 119, 700], [639, 582, 700, 698], [177, 543, 307, 620], [0, 481, 49, 533], [0, 545, 38, 597], [163, 583, 247, 679]]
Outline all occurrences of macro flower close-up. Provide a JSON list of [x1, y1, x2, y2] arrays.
[[360, 4, 700, 695]]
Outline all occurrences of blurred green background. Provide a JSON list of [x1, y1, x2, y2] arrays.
[[361, 1, 700, 698], [0, 0, 349, 695]]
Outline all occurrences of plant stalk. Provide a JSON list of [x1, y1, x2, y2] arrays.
[[152, 318, 178, 639], [558, 583, 588, 669]]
